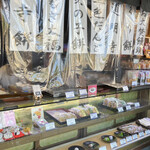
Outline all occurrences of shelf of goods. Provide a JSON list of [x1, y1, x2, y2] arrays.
[[52, 121, 150, 150]]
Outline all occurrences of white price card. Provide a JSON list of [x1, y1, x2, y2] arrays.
[[65, 91, 75, 99], [120, 138, 126, 145], [90, 113, 98, 120], [126, 105, 131, 111], [145, 130, 150, 135], [123, 86, 129, 92], [139, 132, 145, 137], [110, 142, 117, 149], [126, 136, 132, 142], [134, 102, 140, 108], [132, 134, 138, 140], [99, 146, 107, 150], [133, 59, 139, 64], [79, 89, 88, 97], [118, 107, 124, 113], [45, 122, 55, 131], [132, 81, 137, 86], [67, 118, 76, 126], [32, 85, 42, 98]]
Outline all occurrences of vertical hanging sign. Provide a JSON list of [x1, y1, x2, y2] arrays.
[[10, 0, 36, 51], [107, 2, 123, 55], [122, 5, 136, 55], [90, 0, 107, 54], [43, 0, 65, 53], [134, 9, 149, 56], [69, 0, 87, 54]]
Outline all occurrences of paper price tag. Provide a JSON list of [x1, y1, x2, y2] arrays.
[[132, 134, 138, 140], [132, 81, 137, 86], [110, 142, 117, 149], [120, 139, 126, 145], [45, 122, 55, 131], [126, 105, 131, 111], [139, 132, 145, 137], [32, 85, 42, 98], [123, 86, 129, 92], [79, 89, 87, 97], [65, 91, 75, 99], [90, 113, 98, 120], [133, 59, 139, 64], [126, 136, 132, 142], [67, 118, 76, 126], [99, 146, 107, 150], [118, 107, 124, 113], [134, 102, 140, 108], [145, 130, 150, 135]]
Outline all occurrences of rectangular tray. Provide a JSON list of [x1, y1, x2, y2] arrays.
[[117, 124, 145, 135], [45, 108, 101, 125], [45, 108, 71, 125], [99, 103, 135, 112], [136, 120, 150, 129]]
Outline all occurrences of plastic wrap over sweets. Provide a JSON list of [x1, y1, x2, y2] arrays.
[[0, 0, 65, 93], [63, 0, 123, 88]]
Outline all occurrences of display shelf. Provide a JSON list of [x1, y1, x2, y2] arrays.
[[121, 68, 150, 70], [0, 89, 117, 111], [0, 92, 33, 99], [103, 82, 150, 92], [0, 104, 149, 149], [52, 122, 150, 150], [0, 83, 146, 111]]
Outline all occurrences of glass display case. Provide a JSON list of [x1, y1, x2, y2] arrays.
[[0, 88, 149, 150]]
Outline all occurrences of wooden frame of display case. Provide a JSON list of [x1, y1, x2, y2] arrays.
[[0, 88, 149, 150]]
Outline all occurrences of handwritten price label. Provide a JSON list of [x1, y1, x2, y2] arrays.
[[65, 91, 75, 99], [123, 86, 129, 92], [132, 134, 138, 140], [90, 113, 98, 120], [145, 130, 150, 135], [134, 102, 140, 108], [126, 105, 131, 111], [99, 146, 107, 150], [120, 139, 126, 145], [139, 132, 145, 137], [110, 142, 117, 149], [67, 118, 76, 126], [126, 136, 132, 142], [45, 122, 55, 131], [118, 107, 124, 113]]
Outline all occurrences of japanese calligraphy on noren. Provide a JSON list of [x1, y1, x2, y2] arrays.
[[14, 31, 32, 50], [14, 4, 32, 22], [107, 2, 123, 54], [91, 0, 107, 54], [134, 9, 148, 56], [43, 0, 65, 53], [122, 5, 136, 55], [10, 0, 36, 51], [69, 0, 87, 53]]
